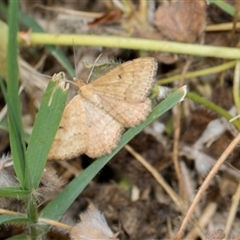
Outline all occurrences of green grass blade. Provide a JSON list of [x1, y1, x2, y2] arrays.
[[0, 119, 30, 142], [26, 75, 68, 189], [50, 49, 75, 77], [209, 0, 240, 18], [40, 87, 186, 227], [186, 92, 240, 130], [0, 187, 30, 198], [6, 234, 29, 240], [0, 80, 26, 186], [0, 2, 75, 77], [0, 215, 30, 225], [6, 1, 27, 188]]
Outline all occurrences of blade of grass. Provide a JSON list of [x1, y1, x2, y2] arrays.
[[40, 87, 187, 229], [209, 0, 240, 18], [6, 1, 27, 189], [158, 61, 236, 85], [0, 215, 30, 225], [28, 33, 240, 60], [233, 61, 240, 113], [0, 1, 75, 77], [0, 119, 30, 142], [26, 74, 68, 189], [186, 92, 240, 130], [0, 77, 28, 146], [6, 234, 29, 240], [0, 187, 30, 198]]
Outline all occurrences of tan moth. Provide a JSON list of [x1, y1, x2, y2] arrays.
[[48, 57, 157, 160]]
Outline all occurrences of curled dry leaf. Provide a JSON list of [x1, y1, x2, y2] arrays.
[[48, 57, 157, 160], [88, 9, 123, 27], [70, 204, 118, 240], [154, 1, 206, 43]]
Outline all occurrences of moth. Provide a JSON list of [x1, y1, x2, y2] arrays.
[[48, 57, 157, 160]]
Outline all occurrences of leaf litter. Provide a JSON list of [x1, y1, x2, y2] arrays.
[[1, 1, 240, 239]]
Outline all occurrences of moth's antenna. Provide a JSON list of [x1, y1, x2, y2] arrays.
[[72, 38, 77, 78], [86, 53, 103, 83], [35, 72, 52, 79], [65, 79, 77, 86]]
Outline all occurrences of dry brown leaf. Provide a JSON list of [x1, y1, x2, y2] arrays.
[[48, 57, 157, 160], [154, 1, 206, 43], [88, 9, 122, 27]]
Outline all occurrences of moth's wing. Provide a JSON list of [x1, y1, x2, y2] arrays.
[[48, 95, 87, 160], [91, 57, 157, 102], [97, 94, 152, 127], [83, 99, 124, 158]]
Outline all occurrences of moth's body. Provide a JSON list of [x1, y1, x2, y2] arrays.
[[79, 84, 103, 109], [48, 57, 157, 160]]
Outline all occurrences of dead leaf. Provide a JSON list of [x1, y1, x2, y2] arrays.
[[154, 1, 206, 43]]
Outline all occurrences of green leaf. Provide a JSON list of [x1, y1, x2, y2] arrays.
[[0, 119, 30, 142], [6, 234, 29, 240], [40, 87, 186, 229], [209, 0, 240, 18], [26, 73, 68, 189], [0, 20, 8, 78], [0, 187, 30, 198], [0, 79, 26, 187], [0, 215, 30, 225], [186, 92, 240, 131], [6, 1, 27, 189]]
